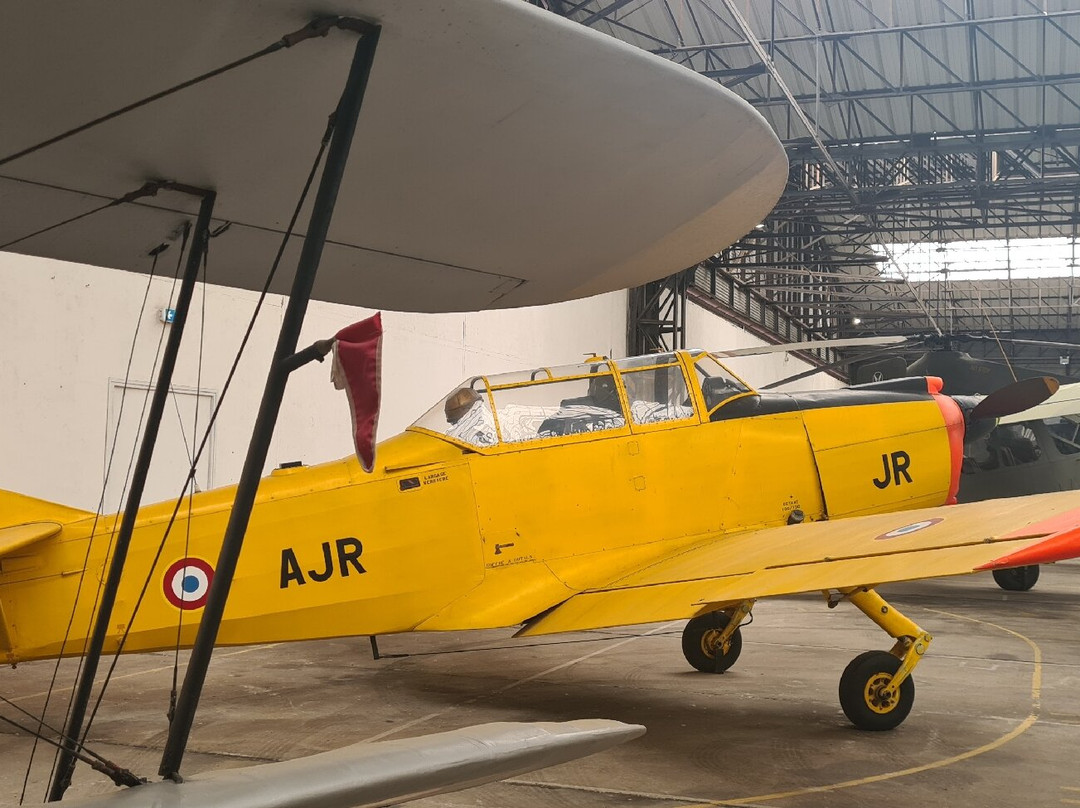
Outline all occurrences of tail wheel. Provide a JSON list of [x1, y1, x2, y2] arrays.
[[839, 650, 915, 731], [992, 565, 1040, 591], [681, 611, 742, 673]]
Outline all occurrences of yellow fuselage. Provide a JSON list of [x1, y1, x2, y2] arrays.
[[1, 384, 960, 664]]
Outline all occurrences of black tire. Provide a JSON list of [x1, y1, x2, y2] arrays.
[[681, 612, 742, 673], [993, 565, 1040, 592], [838, 650, 915, 731]]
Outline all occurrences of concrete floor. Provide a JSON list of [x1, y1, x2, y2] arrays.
[[3, 562, 1079, 807]]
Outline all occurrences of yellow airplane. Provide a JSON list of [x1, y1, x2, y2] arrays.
[[4, 349, 1080, 731]]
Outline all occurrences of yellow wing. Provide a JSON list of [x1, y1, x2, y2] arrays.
[[518, 491, 1080, 636]]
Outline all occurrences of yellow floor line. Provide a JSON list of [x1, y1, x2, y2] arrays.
[[511, 607, 1043, 808], [671, 607, 1044, 806]]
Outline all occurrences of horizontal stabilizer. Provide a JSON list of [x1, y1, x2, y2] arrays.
[[0, 522, 61, 557], [68, 720, 645, 808], [0, 489, 92, 526]]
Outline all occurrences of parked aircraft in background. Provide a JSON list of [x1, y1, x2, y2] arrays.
[[850, 342, 1080, 591], [958, 382, 1080, 589]]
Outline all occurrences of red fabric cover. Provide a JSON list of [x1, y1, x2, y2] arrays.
[[331, 313, 382, 473]]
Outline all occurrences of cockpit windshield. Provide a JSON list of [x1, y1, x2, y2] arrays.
[[412, 378, 499, 448], [691, 352, 751, 414], [411, 351, 749, 449], [412, 361, 628, 447], [615, 354, 695, 425]]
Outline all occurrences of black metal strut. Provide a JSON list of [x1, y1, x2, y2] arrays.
[[47, 188, 216, 802], [158, 22, 381, 780]]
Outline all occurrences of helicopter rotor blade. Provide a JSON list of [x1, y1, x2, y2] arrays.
[[713, 335, 910, 358], [760, 347, 903, 390], [956, 334, 1080, 353]]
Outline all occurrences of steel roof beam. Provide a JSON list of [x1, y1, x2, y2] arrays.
[[648, 9, 1080, 55], [747, 71, 1080, 108], [785, 126, 1080, 156]]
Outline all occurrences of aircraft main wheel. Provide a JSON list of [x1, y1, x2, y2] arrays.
[[681, 611, 742, 673], [993, 565, 1040, 591], [838, 650, 914, 731]]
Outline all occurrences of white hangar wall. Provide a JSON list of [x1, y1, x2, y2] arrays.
[[1, 256, 841, 512], [0, 254, 624, 510], [685, 301, 845, 392]]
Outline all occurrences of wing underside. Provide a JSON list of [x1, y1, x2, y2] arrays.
[[519, 491, 1080, 636]]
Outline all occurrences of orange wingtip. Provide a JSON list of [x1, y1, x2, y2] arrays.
[[978, 526, 1080, 570]]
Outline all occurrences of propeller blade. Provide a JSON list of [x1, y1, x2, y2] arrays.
[[970, 377, 1060, 420]]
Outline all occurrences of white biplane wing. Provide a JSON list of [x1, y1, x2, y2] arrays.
[[0, 0, 786, 312]]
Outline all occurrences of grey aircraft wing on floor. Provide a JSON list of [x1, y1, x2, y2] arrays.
[[67, 721, 644, 808]]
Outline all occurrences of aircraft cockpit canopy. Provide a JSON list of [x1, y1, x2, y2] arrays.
[[411, 351, 752, 450]]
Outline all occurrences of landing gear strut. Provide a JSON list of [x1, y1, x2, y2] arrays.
[[837, 587, 931, 731], [680, 600, 753, 673]]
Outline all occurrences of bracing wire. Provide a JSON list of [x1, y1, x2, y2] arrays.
[[2, 713, 123, 780], [0, 18, 348, 169], [2, 695, 122, 776], [17, 241, 175, 804], [42, 237, 188, 799], [79, 115, 336, 750], [4, 18, 359, 798], [170, 235, 210, 716], [985, 313, 1018, 383]]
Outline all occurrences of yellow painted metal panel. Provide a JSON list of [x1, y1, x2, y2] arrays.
[[722, 413, 825, 529], [467, 420, 747, 593], [1, 434, 487, 663], [0, 490, 92, 524], [802, 401, 952, 517], [519, 490, 1080, 635], [0, 522, 61, 557]]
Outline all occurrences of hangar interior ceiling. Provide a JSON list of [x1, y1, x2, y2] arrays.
[[551, 0, 1080, 378]]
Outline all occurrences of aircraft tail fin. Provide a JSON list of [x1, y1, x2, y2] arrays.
[[0, 490, 92, 660], [0, 489, 92, 527], [0, 489, 92, 557]]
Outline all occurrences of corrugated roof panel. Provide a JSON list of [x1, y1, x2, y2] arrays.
[[883, 28, 963, 92], [1047, 83, 1080, 124], [1045, 16, 1080, 75], [896, 0, 964, 27], [978, 21, 1042, 81], [982, 88, 1039, 130], [851, 96, 907, 136], [568, 0, 1080, 156], [843, 32, 905, 88]]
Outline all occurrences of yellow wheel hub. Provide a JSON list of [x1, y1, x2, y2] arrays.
[[700, 628, 723, 658], [863, 672, 898, 714]]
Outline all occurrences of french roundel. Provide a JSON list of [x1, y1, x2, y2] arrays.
[[163, 557, 214, 610], [876, 518, 944, 541]]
